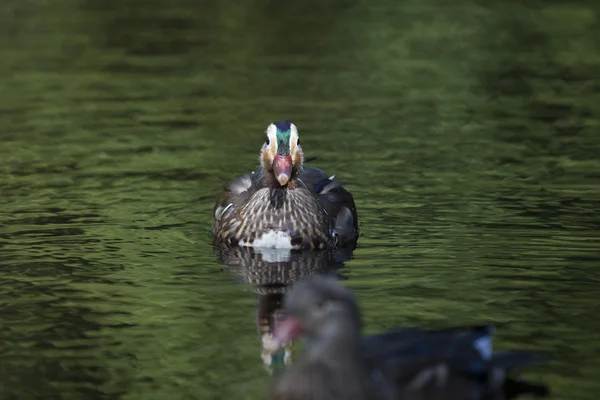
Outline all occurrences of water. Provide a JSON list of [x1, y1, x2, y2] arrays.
[[1, 0, 599, 399]]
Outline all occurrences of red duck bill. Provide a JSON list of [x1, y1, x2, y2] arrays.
[[273, 155, 292, 186]]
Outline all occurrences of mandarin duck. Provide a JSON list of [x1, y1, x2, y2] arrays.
[[212, 121, 358, 250], [267, 276, 550, 400]]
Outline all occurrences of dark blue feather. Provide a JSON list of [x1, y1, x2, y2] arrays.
[[314, 178, 333, 193], [273, 120, 292, 132]]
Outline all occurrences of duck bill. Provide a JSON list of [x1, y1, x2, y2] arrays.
[[266, 317, 304, 351], [273, 155, 292, 186]]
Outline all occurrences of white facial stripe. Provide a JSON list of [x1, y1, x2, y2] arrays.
[[289, 123, 299, 155], [266, 123, 278, 154]]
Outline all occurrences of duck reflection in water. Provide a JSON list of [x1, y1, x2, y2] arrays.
[[214, 243, 356, 375], [257, 291, 291, 373]]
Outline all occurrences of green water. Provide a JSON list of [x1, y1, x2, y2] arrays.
[[1, 0, 599, 399]]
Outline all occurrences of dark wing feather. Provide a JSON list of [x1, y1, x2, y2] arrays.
[[298, 167, 359, 246], [362, 325, 495, 371], [361, 325, 549, 399]]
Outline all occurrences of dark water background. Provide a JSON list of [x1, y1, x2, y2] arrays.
[[1, 0, 599, 399]]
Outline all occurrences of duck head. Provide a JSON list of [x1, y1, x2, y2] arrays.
[[260, 121, 304, 188], [267, 276, 362, 355]]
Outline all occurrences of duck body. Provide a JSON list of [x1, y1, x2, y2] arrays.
[[212, 121, 358, 250]]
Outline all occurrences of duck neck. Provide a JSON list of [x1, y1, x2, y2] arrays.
[[303, 320, 363, 366]]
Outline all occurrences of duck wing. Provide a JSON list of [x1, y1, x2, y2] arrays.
[[299, 166, 359, 246], [361, 325, 549, 400], [212, 167, 264, 232]]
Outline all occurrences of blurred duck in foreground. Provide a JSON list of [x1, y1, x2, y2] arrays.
[[212, 121, 358, 250], [267, 276, 550, 400]]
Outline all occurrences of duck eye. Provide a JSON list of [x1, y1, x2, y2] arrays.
[[265, 137, 270, 146]]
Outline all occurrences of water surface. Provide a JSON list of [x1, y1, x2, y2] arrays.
[[1, 1, 599, 399]]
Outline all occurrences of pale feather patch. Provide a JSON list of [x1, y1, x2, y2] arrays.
[[319, 180, 348, 194], [473, 335, 493, 360], [255, 247, 294, 262], [239, 230, 300, 249], [215, 203, 234, 221], [260, 124, 279, 167], [266, 123, 278, 154], [214, 206, 223, 220], [230, 175, 252, 195], [289, 122, 299, 154]]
